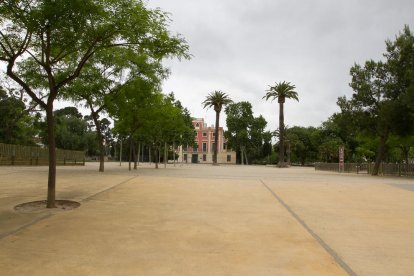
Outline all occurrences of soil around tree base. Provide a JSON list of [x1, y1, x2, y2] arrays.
[[14, 200, 80, 213]]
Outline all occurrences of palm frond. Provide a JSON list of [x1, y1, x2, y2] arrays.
[[263, 81, 299, 102], [202, 90, 232, 110]]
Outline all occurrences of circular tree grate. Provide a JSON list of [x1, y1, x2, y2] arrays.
[[14, 200, 80, 213]]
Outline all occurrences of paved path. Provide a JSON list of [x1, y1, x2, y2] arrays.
[[0, 163, 413, 275]]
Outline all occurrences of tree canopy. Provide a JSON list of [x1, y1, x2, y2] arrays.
[[345, 25, 414, 174], [0, 86, 40, 145], [0, 0, 189, 207], [225, 101, 272, 164]]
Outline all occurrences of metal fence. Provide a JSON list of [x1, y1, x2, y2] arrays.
[[0, 143, 85, 166], [315, 162, 414, 177]]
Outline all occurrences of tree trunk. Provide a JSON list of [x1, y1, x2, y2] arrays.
[[91, 112, 105, 172], [278, 102, 285, 167], [240, 148, 244, 165], [133, 141, 137, 170], [128, 137, 132, 171], [164, 142, 167, 168], [173, 141, 176, 166], [287, 142, 291, 166], [372, 130, 389, 176], [244, 150, 249, 165], [141, 143, 145, 164], [119, 139, 122, 166], [46, 105, 56, 208], [114, 141, 117, 163], [155, 146, 159, 169], [137, 142, 140, 166], [213, 111, 220, 165]]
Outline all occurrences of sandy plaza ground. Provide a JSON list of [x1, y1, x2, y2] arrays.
[[0, 162, 414, 275]]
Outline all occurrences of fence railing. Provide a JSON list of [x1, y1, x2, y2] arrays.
[[315, 162, 414, 177], [0, 143, 85, 166]]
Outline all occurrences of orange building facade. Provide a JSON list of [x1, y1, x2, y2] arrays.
[[178, 118, 236, 164]]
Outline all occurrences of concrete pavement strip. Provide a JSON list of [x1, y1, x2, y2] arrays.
[[0, 162, 413, 275], [260, 179, 356, 276]]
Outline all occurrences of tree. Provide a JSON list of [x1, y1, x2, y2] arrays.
[[225, 101, 272, 164], [111, 78, 195, 170], [110, 77, 161, 169], [0, 87, 40, 145], [348, 26, 414, 175], [39, 107, 92, 151], [150, 95, 189, 168], [202, 91, 232, 164], [0, 0, 189, 207], [264, 81, 299, 167], [249, 115, 271, 164], [327, 97, 360, 162], [225, 101, 253, 164], [165, 93, 196, 164], [284, 126, 319, 165], [64, 47, 168, 172], [387, 135, 414, 164]]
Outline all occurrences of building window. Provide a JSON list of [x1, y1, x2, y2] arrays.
[[184, 154, 187, 162], [211, 143, 216, 152], [202, 142, 207, 152], [193, 143, 198, 152], [203, 154, 207, 161], [195, 122, 200, 129], [183, 145, 188, 151], [202, 132, 207, 137], [227, 155, 231, 162]]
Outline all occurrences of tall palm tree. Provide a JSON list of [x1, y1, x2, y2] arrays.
[[264, 81, 298, 167], [202, 91, 232, 165]]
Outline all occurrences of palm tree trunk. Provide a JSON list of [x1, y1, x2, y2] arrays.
[[278, 102, 285, 167], [213, 111, 220, 164]]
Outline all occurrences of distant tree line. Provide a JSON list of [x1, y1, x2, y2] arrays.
[[2, 26, 413, 172], [220, 26, 414, 168]]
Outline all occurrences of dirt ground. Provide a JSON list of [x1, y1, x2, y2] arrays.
[[0, 162, 413, 275]]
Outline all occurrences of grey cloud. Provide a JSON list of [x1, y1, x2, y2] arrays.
[[148, 0, 414, 130]]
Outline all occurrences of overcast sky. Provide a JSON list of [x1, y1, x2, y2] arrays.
[[145, 0, 414, 131]]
